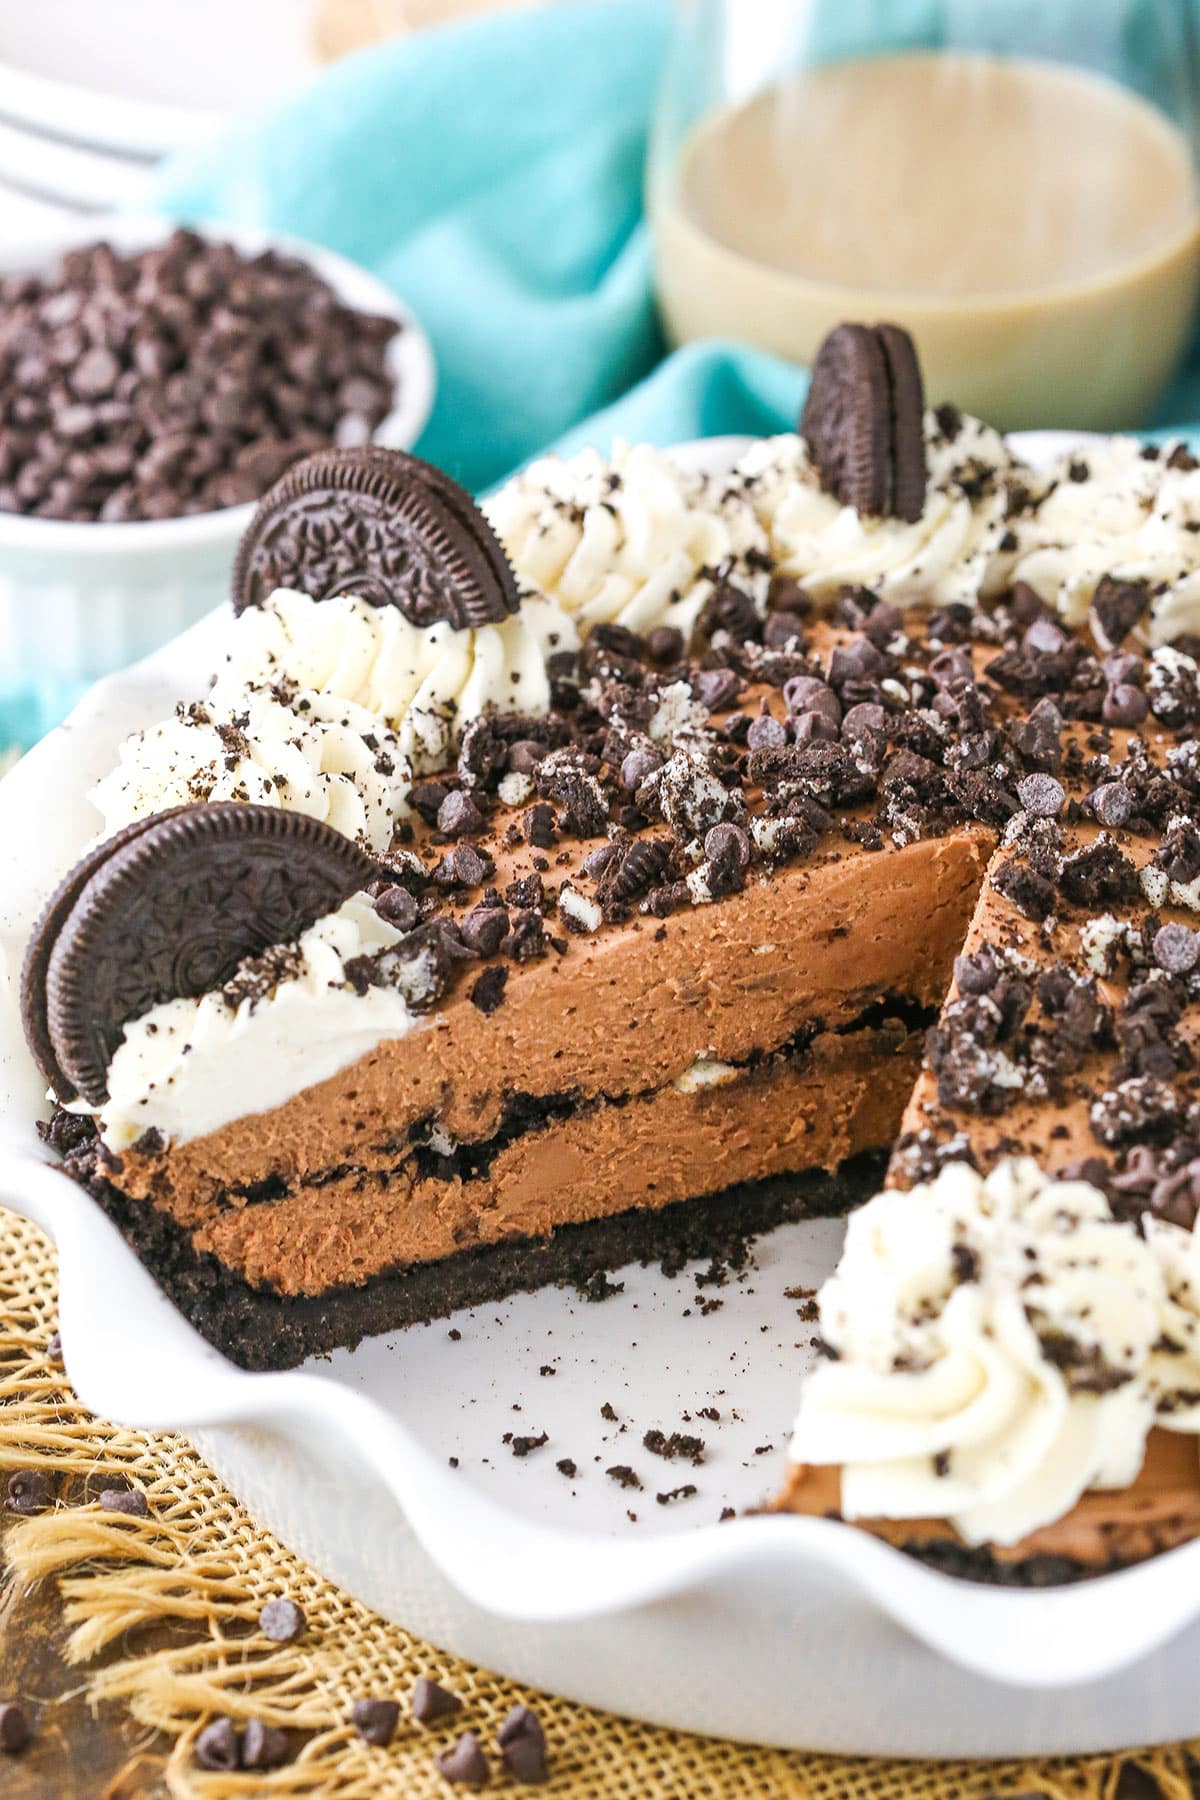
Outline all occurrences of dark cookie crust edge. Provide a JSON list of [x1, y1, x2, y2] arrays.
[[84, 1152, 887, 1372]]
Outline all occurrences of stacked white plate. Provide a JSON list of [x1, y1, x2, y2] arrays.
[[0, 0, 318, 232]]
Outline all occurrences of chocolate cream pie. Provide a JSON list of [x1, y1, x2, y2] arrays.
[[23, 324, 1200, 1581]]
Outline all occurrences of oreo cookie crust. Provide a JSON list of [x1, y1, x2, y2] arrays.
[[231, 445, 520, 629], [29, 804, 376, 1105]]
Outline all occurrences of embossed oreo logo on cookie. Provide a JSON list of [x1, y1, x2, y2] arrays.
[[22, 804, 376, 1105], [231, 446, 520, 629], [800, 322, 927, 523]]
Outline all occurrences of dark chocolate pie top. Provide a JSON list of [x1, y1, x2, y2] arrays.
[[800, 322, 927, 522], [231, 446, 521, 629], [25, 804, 376, 1105]]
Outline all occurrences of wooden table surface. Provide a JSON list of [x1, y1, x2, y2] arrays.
[[2, 1568, 168, 1798], [1, 1557, 1188, 1799]]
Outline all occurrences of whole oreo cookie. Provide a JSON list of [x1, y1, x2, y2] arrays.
[[800, 321, 927, 521], [231, 446, 520, 630], [25, 804, 376, 1105]]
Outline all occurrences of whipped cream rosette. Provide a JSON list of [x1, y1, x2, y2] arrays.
[[791, 1160, 1168, 1546]]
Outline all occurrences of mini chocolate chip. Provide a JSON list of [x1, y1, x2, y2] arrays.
[[1016, 773, 1065, 818], [460, 904, 508, 956], [1091, 782, 1133, 829], [46, 1330, 62, 1363], [0, 1703, 31, 1755], [99, 1487, 149, 1517], [841, 701, 887, 740], [375, 884, 420, 930], [692, 668, 740, 711], [440, 844, 489, 888], [1023, 616, 1068, 655], [1154, 923, 1200, 974], [645, 625, 684, 665], [438, 790, 485, 838], [954, 950, 997, 995], [6, 1469, 54, 1515], [352, 1697, 403, 1745], [508, 738, 549, 773], [704, 822, 751, 870], [783, 675, 840, 722], [195, 1717, 240, 1771], [1102, 683, 1149, 727], [411, 1677, 463, 1726], [242, 1718, 291, 1769], [793, 709, 840, 744], [258, 1597, 306, 1642], [497, 1703, 548, 1785], [436, 1731, 490, 1788], [621, 746, 662, 791], [763, 612, 804, 650], [746, 710, 788, 751]]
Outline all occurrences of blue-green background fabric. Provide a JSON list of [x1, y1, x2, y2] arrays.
[[8, 0, 1200, 747]]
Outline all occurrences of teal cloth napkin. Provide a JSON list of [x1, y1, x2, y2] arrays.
[[8, 0, 1200, 749]]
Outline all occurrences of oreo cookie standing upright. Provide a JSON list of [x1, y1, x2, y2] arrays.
[[800, 321, 927, 522]]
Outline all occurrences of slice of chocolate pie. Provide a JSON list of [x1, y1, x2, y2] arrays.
[[24, 330, 1200, 1581]]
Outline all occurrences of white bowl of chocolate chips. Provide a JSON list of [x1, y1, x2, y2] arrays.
[[0, 215, 436, 696]]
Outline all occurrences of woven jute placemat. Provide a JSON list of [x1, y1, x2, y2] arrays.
[[0, 1204, 1196, 1799]]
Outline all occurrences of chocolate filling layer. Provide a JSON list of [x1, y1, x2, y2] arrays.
[[214, 993, 936, 1211]]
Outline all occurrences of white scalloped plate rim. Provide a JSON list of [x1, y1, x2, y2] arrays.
[[4, 429, 1200, 1755]]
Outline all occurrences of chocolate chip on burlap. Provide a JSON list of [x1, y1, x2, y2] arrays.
[[800, 321, 927, 520], [6, 1469, 54, 1515], [497, 1702, 549, 1785], [232, 445, 520, 627], [99, 1487, 149, 1517], [352, 1696, 403, 1744], [259, 1596, 307, 1642], [27, 804, 376, 1106], [411, 1676, 464, 1726], [194, 1716, 240, 1771], [242, 1718, 293, 1769], [0, 1701, 31, 1755], [436, 1730, 491, 1788]]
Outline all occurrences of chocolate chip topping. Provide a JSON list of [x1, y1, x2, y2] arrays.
[[232, 445, 519, 628], [28, 804, 375, 1105]]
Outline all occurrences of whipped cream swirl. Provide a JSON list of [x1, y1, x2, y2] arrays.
[[91, 684, 410, 853], [791, 1159, 1165, 1547], [213, 588, 580, 773], [739, 413, 1027, 608], [1012, 438, 1200, 645], [483, 440, 771, 639], [91, 893, 432, 1150]]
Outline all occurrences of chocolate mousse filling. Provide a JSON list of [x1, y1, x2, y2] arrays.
[[53, 1106, 888, 1371]]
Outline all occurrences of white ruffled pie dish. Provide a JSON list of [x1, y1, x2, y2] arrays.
[[3, 433, 1200, 1758]]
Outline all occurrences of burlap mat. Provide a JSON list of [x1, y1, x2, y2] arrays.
[[0, 1206, 1196, 1799]]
